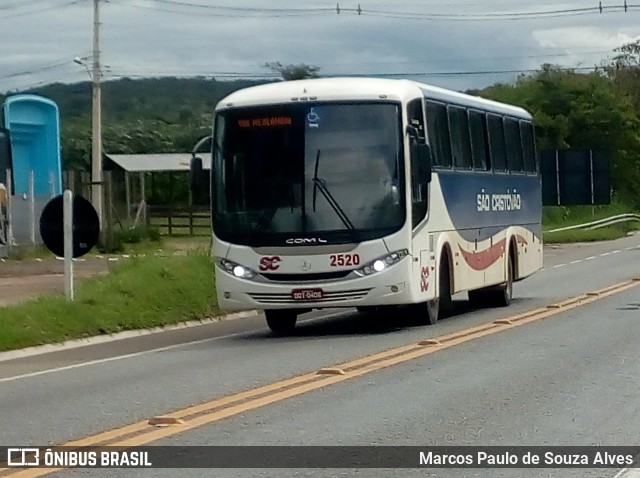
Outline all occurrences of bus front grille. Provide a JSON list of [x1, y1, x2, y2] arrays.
[[248, 288, 371, 304], [260, 271, 351, 282]]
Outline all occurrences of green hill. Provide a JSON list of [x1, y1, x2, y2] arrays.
[[1, 77, 264, 169]]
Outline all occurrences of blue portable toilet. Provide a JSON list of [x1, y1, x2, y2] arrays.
[[3, 94, 62, 197]]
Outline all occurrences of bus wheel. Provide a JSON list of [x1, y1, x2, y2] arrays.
[[439, 255, 453, 317], [467, 289, 486, 307], [410, 299, 438, 325], [496, 255, 514, 306], [489, 254, 514, 307], [469, 254, 514, 308], [425, 299, 439, 325], [265, 310, 298, 334]]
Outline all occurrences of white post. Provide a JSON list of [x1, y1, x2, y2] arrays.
[[63, 190, 74, 301], [125, 172, 131, 223], [29, 170, 35, 245], [140, 172, 146, 224]]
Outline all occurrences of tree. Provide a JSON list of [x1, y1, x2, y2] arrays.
[[480, 65, 640, 206], [611, 39, 640, 68], [264, 62, 320, 81], [607, 40, 640, 119]]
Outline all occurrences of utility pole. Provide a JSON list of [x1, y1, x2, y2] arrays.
[[92, 0, 103, 229]]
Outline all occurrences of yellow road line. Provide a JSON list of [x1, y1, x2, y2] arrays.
[[3, 277, 639, 477]]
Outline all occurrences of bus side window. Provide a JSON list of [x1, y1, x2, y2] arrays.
[[426, 101, 452, 168], [487, 114, 507, 172], [505, 117, 524, 173], [448, 106, 472, 169], [520, 121, 537, 173], [469, 110, 489, 171]]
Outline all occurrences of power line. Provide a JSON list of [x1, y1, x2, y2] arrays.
[[0, 0, 83, 19], [100, 65, 603, 81], [148, 0, 334, 14], [351, 66, 602, 77], [0, 57, 83, 81], [107, 0, 334, 18], [361, 4, 638, 21], [0, 0, 64, 11], [2, 0, 639, 21], [1, 64, 609, 94], [77, 46, 617, 81], [103, 0, 640, 20]]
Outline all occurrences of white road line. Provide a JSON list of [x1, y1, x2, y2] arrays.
[[601, 252, 612, 256], [570, 260, 582, 264], [0, 312, 346, 384], [0, 331, 251, 384], [613, 468, 640, 478], [612, 250, 622, 254], [0, 311, 258, 363], [585, 256, 596, 260], [553, 264, 566, 268]]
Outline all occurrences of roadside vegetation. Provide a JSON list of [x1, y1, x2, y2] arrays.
[[2, 48, 640, 350], [0, 250, 218, 352], [1, 213, 637, 352], [542, 199, 640, 243], [543, 223, 639, 243]]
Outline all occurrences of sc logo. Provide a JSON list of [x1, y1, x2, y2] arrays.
[[259, 256, 281, 271]]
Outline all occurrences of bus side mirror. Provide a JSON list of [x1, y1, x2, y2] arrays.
[[410, 141, 432, 184], [190, 155, 209, 205], [406, 125, 420, 139], [422, 143, 432, 184], [406, 124, 432, 183]]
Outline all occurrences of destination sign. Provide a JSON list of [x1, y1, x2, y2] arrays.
[[238, 116, 292, 128]]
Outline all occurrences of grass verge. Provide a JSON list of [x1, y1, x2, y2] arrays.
[[542, 200, 633, 229], [0, 251, 220, 352], [543, 227, 632, 243], [542, 202, 639, 243]]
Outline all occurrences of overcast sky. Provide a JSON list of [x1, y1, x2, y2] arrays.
[[1, 0, 639, 95]]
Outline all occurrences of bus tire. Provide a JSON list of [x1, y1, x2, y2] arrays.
[[439, 252, 453, 317], [410, 299, 438, 325], [265, 310, 298, 334], [468, 253, 514, 308], [489, 253, 514, 307], [467, 289, 488, 306], [425, 298, 439, 325]]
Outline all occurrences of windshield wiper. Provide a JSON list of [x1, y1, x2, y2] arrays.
[[312, 149, 356, 232]]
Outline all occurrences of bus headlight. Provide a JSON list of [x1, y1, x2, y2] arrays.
[[217, 258, 257, 280], [354, 249, 409, 277]]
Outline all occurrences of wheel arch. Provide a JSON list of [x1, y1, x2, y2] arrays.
[[434, 236, 454, 297], [506, 231, 519, 281]]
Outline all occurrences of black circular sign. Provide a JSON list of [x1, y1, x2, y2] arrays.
[[39, 194, 100, 258]]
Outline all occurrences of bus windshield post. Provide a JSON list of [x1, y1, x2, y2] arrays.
[[407, 125, 432, 184]]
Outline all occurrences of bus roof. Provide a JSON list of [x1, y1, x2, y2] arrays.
[[215, 77, 532, 120]]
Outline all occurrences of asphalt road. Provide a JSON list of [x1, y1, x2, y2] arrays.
[[1, 233, 639, 478]]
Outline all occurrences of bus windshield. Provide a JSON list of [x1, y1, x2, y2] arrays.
[[212, 102, 405, 246]]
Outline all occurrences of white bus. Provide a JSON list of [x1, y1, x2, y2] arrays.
[[211, 78, 542, 333]]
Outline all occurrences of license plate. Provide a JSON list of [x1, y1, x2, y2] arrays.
[[291, 288, 324, 301]]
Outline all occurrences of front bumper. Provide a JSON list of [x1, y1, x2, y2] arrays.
[[216, 260, 411, 310]]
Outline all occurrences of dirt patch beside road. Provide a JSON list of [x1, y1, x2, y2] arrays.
[[0, 257, 119, 306], [0, 237, 209, 307]]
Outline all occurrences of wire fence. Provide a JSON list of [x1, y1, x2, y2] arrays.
[[0, 169, 210, 257]]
